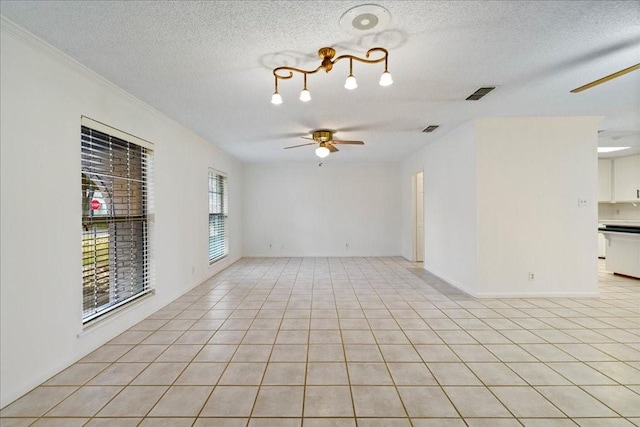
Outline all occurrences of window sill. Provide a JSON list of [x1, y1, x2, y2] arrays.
[[78, 289, 156, 337], [209, 254, 228, 265]]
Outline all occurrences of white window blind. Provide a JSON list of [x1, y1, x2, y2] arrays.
[[81, 120, 152, 323], [209, 170, 228, 263]]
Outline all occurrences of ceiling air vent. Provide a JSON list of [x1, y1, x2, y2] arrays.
[[466, 86, 495, 101], [422, 125, 439, 133]]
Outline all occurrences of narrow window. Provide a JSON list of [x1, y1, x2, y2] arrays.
[[81, 118, 153, 323], [209, 169, 228, 263]]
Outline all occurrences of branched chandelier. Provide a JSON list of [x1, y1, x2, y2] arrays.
[[271, 46, 392, 105]]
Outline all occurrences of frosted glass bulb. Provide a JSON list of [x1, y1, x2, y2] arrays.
[[379, 71, 393, 86], [344, 75, 358, 90], [315, 146, 330, 158], [271, 92, 283, 105], [299, 89, 311, 102]]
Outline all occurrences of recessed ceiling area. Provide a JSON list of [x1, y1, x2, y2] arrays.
[[0, 1, 638, 161]]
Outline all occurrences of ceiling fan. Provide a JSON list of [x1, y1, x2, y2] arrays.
[[284, 129, 364, 158], [570, 63, 639, 93]]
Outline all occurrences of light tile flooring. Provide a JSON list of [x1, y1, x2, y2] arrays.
[[2, 257, 640, 426]]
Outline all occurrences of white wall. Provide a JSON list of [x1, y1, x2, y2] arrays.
[[242, 162, 401, 257], [423, 123, 479, 295], [400, 123, 479, 291], [0, 19, 243, 407], [475, 117, 600, 297], [402, 123, 479, 295], [400, 117, 599, 298]]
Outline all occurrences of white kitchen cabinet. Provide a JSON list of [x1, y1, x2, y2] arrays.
[[603, 231, 640, 278], [598, 158, 612, 202], [614, 154, 640, 202], [598, 232, 606, 258]]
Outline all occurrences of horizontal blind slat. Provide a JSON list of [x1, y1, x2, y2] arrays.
[[208, 169, 228, 263], [82, 124, 152, 323]]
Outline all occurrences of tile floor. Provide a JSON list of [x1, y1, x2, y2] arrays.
[[2, 257, 640, 426]]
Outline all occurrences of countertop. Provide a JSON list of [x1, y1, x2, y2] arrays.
[[599, 219, 640, 227]]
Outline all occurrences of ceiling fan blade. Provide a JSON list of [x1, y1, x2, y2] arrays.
[[284, 142, 316, 149], [267, 132, 308, 139], [326, 143, 339, 152], [331, 140, 365, 145], [570, 63, 640, 93], [301, 136, 315, 140]]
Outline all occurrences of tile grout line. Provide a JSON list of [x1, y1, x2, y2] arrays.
[[3, 258, 639, 425]]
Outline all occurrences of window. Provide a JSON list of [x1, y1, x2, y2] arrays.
[[81, 117, 153, 323], [209, 169, 228, 263]]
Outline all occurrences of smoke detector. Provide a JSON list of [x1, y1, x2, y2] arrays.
[[340, 4, 391, 35]]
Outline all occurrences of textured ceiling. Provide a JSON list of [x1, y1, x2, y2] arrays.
[[1, 1, 639, 161]]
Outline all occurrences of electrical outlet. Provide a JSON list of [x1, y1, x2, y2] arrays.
[[578, 197, 588, 207], [345, 243, 349, 249], [528, 272, 535, 281]]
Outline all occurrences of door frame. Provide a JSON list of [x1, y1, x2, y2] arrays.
[[411, 171, 424, 262]]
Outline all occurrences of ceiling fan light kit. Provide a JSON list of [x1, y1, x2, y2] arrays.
[[315, 144, 331, 158], [271, 46, 392, 105]]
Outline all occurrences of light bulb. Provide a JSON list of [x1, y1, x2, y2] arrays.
[[271, 92, 283, 105], [315, 146, 330, 158], [379, 71, 393, 86], [344, 75, 358, 90], [299, 89, 311, 102]]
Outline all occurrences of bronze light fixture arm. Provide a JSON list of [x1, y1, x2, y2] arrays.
[[270, 46, 391, 104], [272, 47, 388, 79], [333, 47, 389, 68], [273, 65, 323, 80]]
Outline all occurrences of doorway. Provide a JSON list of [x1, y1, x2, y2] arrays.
[[413, 171, 424, 262]]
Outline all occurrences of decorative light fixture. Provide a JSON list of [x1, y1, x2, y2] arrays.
[[344, 60, 358, 90], [271, 91, 282, 105], [271, 46, 392, 104], [299, 74, 311, 102]]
